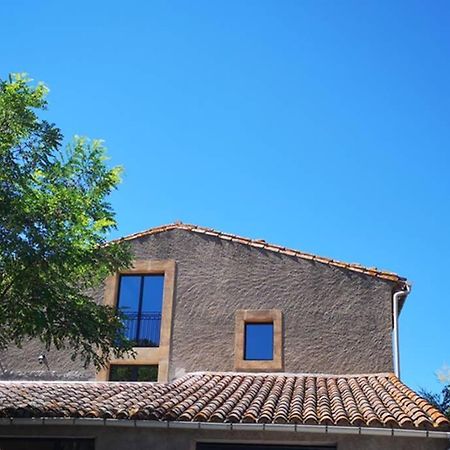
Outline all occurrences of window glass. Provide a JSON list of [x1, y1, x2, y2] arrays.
[[109, 364, 158, 382], [117, 275, 141, 314], [244, 323, 274, 360], [141, 275, 164, 312], [117, 274, 164, 347]]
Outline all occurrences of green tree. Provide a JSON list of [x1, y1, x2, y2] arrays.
[[0, 74, 133, 370], [420, 386, 450, 419], [419, 367, 450, 419]]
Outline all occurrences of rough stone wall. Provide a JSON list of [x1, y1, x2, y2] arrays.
[[0, 228, 397, 380], [133, 229, 396, 379], [0, 425, 446, 450], [0, 285, 105, 381]]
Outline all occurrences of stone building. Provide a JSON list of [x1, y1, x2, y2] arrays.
[[0, 223, 448, 449]]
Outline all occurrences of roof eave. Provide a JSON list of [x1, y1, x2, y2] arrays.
[[110, 223, 409, 285], [2, 417, 448, 440]]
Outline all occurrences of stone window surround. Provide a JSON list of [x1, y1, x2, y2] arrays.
[[96, 260, 176, 383], [234, 309, 283, 372]]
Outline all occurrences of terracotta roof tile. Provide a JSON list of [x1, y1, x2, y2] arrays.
[[0, 372, 447, 430], [111, 223, 408, 284]]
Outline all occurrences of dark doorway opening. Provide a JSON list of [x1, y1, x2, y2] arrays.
[[0, 438, 94, 450]]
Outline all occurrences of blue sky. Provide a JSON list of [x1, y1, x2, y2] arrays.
[[1, 0, 449, 392]]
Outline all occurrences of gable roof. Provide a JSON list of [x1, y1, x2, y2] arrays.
[[0, 372, 447, 430], [113, 223, 408, 285]]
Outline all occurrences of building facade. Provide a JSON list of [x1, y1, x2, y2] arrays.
[[0, 223, 448, 449]]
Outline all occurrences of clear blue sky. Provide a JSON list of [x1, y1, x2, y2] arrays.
[[2, 0, 449, 392]]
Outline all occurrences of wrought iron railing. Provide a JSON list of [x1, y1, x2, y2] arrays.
[[121, 311, 162, 347]]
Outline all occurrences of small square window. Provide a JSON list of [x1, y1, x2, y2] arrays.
[[235, 310, 282, 371], [244, 323, 274, 360], [109, 364, 158, 382]]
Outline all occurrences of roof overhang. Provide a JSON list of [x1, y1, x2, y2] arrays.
[[1, 417, 449, 440]]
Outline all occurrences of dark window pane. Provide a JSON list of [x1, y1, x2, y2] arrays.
[[244, 323, 274, 360], [138, 275, 164, 346], [135, 312, 161, 347], [0, 438, 94, 450], [141, 275, 164, 313], [109, 365, 133, 381], [109, 364, 158, 382], [136, 365, 158, 381], [117, 275, 141, 314]]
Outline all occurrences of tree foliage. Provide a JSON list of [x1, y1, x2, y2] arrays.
[[419, 368, 450, 419], [420, 385, 450, 419], [0, 74, 133, 369]]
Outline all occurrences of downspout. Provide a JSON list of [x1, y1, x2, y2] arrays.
[[392, 284, 411, 379]]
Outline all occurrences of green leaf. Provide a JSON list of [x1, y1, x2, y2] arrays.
[[0, 73, 134, 370]]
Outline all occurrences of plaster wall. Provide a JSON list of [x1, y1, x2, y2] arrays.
[[135, 229, 396, 379], [0, 425, 446, 450], [0, 229, 397, 380]]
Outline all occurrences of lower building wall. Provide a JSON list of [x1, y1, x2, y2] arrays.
[[0, 425, 446, 450]]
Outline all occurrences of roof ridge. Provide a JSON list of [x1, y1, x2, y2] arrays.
[[111, 223, 408, 284]]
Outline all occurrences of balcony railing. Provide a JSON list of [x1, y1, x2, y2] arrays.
[[121, 311, 162, 347]]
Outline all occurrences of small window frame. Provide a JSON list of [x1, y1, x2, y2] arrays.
[[234, 309, 283, 371]]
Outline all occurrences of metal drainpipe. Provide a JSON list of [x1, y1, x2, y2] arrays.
[[393, 284, 411, 379]]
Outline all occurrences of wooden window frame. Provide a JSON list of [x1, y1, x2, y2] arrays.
[[97, 260, 176, 383], [234, 309, 283, 371]]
